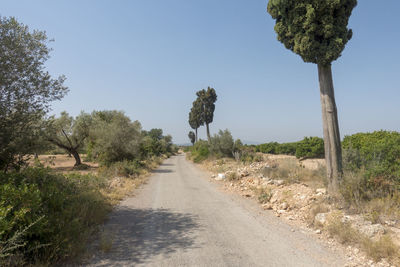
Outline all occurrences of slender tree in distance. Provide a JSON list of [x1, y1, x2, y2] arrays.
[[188, 131, 196, 146], [196, 87, 217, 143], [188, 98, 204, 142], [267, 0, 357, 193]]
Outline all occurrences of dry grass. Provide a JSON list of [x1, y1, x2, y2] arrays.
[[31, 154, 99, 174], [325, 211, 400, 263], [256, 187, 272, 204], [307, 202, 330, 226], [260, 158, 326, 188], [226, 172, 239, 181]]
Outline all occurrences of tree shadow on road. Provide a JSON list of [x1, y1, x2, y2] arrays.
[[152, 169, 174, 173], [86, 207, 201, 266], [160, 163, 174, 166]]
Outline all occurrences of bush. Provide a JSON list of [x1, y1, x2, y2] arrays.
[[256, 142, 279, 154], [210, 129, 235, 158], [277, 142, 297, 155], [342, 131, 400, 197], [255, 137, 324, 159], [100, 160, 143, 178], [0, 168, 110, 265], [190, 141, 210, 163], [295, 137, 324, 159], [90, 111, 143, 165]]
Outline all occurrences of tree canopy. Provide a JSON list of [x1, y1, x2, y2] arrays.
[[0, 16, 67, 171], [196, 87, 217, 125], [189, 98, 204, 140], [45, 112, 92, 166], [188, 131, 195, 145], [267, 0, 357, 66], [196, 87, 217, 141]]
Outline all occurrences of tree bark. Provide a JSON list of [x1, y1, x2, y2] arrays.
[[206, 123, 211, 143], [318, 64, 343, 194], [70, 149, 82, 166], [195, 128, 198, 143]]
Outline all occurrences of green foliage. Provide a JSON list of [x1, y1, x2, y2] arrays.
[[342, 131, 400, 198], [141, 129, 174, 157], [295, 137, 324, 159], [256, 142, 279, 154], [89, 111, 143, 165], [189, 141, 210, 163], [188, 131, 196, 145], [146, 128, 163, 141], [276, 142, 297, 155], [0, 168, 110, 264], [0, 16, 68, 171], [45, 111, 92, 165], [210, 129, 235, 158], [188, 99, 204, 132], [196, 87, 217, 125], [255, 137, 324, 159], [267, 0, 357, 66], [241, 151, 263, 163], [100, 160, 143, 178]]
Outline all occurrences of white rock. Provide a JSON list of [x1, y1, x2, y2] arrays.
[[315, 213, 328, 225], [316, 188, 327, 194], [270, 192, 279, 203], [315, 229, 321, 234], [215, 173, 226, 181], [280, 202, 288, 210], [274, 179, 284, 186], [359, 224, 385, 238]]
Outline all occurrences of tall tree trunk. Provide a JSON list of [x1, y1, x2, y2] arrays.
[[206, 123, 211, 143], [195, 128, 198, 143], [70, 149, 82, 166], [318, 64, 343, 194]]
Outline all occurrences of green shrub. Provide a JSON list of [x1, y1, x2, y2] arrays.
[[342, 131, 400, 196], [209, 129, 235, 158], [295, 137, 324, 159], [100, 160, 143, 177], [190, 141, 210, 163], [256, 142, 279, 154], [0, 168, 110, 265], [276, 142, 297, 155], [255, 137, 323, 158]]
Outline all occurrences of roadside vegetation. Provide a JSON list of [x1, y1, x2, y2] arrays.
[[186, 129, 400, 264], [184, 84, 400, 265], [0, 16, 177, 266]]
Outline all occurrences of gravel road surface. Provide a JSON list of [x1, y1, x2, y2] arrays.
[[86, 154, 345, 266]]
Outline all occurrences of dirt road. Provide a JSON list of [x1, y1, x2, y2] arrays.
[[87, 154, 345, 266]]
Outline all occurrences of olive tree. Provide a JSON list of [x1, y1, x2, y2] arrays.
[[90, 110, 142, 164], [267, 0, 357, 193], [196, 87, 217, 143], [45, 112, 92, 166], [0, 16, 67, 171]]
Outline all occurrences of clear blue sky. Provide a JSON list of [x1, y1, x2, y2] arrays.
[[2, 0, 400, 144]]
